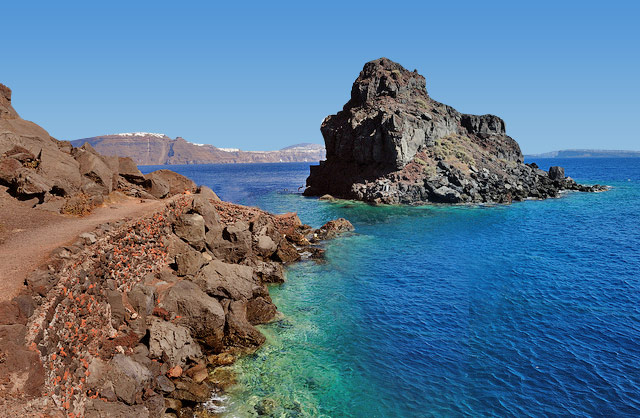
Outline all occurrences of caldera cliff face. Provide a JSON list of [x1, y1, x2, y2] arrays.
[[304, 58, 604, 204]]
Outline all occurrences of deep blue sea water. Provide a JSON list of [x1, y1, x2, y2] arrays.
[[142, 159, 640, 417]]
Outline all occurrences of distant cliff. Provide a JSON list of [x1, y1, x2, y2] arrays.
[[71, 134, 325, 165], [526, 149, 640, 159]]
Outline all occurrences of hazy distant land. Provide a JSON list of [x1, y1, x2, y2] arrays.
[[526, 149, 640, 159], [71, 133, 325, 165]]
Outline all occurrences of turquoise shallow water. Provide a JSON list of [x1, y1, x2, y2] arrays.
[[142, 159, 640, 417]]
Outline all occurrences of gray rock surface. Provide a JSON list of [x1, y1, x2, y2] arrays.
[[548, 166, 565, 180], [173, 213, 206, 251], [193, 260, 258, 300], [161, 280, 225, 350], [148, 319, 202, 368]]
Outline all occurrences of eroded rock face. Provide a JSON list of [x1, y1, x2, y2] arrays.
[[304, 58, 607, 204], [0, 82, 194, 209]]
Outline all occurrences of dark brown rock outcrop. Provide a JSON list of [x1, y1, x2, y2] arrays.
[[304, 58, 607, 204], [0, 83, 195, 210]]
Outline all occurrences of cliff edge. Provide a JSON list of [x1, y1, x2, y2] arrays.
[[304, 58, 605, 204], [0, 83, 197, 213]]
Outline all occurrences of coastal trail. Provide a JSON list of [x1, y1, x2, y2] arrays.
[[0, 194, 166, 302]]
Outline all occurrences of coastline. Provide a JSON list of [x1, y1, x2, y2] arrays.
[[0, 187, 353, 417]]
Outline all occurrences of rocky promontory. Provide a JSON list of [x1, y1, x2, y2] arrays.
[[304, 58, 606, 204], [0, 83, 197, 213], [0, 83, 354, 417]]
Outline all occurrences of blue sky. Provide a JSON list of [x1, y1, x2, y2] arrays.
[[3, 1, 639, 153]]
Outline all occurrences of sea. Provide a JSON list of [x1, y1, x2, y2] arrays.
[[141, 158, 640, 417]]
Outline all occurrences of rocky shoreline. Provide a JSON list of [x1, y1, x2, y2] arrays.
[[0, 189, 353, 417], [304, 58, 607, 204], [0, 81, 359, 416]]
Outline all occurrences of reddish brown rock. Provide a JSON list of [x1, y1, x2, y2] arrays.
[[315, 218, 355, 240]]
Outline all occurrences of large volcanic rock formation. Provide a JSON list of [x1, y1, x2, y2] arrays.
[[304, 58, 605, 204]]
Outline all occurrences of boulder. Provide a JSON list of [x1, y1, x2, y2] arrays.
[[315, 218, 354, 240], [144, 169, 196, 195], [170, 379, 212, 403], [256, 235, 278, 258], [161, 280, 225, 350], [191, 194, 220, 230], [185, 363, 209, 384], [14, 169, 51, 196], [148, 318, 202, 368], [143, 172, 169, 198], [431, 186, 462, 203], [224, 300, 265, 348], [206, 221, 252, 262], [86, 355, 153, 406], [79, 232, 97, 244], [192, 260, 258, 300], [205, 226, 234, 262], [548, 166, 565, 180], [197, 185, 221, 201], [25, 269, 58, 297], [3, 145, 35, 163], [127, 283, 156, 317], [73, 145, 114, 193], [173, 213, 206, 251], [155, 375, 175, 394], [0, 156, 21, 184], [318, 194, 336, 201], [110, 354, 154, 405], [118, 157, 145, 184], [37, 147, 82, 195], [246, 296, 277, 325], [251, 260, 285, 283], [250, 214, 281, 245], [84, 399, 150, 418], [106, 290, 126, 328], [166, 234, 205, 276], [274, 239, 300, 263]]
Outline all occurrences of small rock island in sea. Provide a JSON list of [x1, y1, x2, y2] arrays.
[[304, 58, 606, 204]]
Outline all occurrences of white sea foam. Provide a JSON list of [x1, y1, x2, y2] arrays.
[[202, 391, 229, 414]]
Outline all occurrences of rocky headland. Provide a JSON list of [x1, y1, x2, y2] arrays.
[[0, 83, 354, 417], [0, 83, 199, 212], [72, 134, 325, 165], [304, 58, 607, 204]]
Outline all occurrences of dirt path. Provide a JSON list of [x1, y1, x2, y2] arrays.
[[0, 194, 166, 302]]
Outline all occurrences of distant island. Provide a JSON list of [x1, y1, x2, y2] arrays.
[[525, 149, 640, 159], [71, 133, 325, 165]]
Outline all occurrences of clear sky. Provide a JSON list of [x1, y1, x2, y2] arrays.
[[3, 0, 639, 153]]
